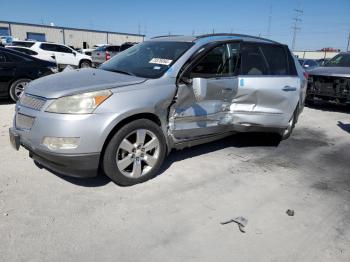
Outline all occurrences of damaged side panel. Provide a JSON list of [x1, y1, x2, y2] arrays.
[[230, 76, 300, 128], [169, 77, 238, 140]]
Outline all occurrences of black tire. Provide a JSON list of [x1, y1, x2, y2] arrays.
[[102, 119, 167, 186], [79, 60, 91, 68], [9, 78, 31, 102], [281, 107, 298, 140]]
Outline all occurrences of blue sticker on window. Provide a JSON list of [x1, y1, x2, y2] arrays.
[[240, 79, 244, 87]]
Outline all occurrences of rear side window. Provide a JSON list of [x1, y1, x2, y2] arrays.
[[56, 45, 73, 53], [10, 47, 37, 55], [11, 41, 35, 48], [260, 44, 288, 75], [40, 43, 57, 51], [240, 44, 269, 75], [106, 46, 120, 52], [5, 52, 28, 62], [0, 51, 8, 62]]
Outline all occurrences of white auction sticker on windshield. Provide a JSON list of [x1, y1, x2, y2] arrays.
[[149, 58, 172, 65]]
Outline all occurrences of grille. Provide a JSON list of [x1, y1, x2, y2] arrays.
[[16, 113, 35, 130], [20, 94, 46, 111]]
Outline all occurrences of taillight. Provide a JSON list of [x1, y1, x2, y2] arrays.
[[303, 71, 309, 80], [106, 51, 111, 61]]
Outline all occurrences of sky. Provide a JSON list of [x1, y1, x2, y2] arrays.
[[1, 0, 349, 51]]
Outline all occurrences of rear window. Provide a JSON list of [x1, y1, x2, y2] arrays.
[[11, 41, 35, 48]]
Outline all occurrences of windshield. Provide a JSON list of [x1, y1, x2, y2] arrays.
[[100, 41, 194, 78], [324, 53, 350, 67]]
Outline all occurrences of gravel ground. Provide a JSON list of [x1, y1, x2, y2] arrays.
[[0, 101, 349, 262]]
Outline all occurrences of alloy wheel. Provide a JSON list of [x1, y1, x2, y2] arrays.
[[116, 129, 160, 178]]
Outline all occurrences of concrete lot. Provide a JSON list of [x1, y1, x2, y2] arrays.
[[0, 101, 349, 262]]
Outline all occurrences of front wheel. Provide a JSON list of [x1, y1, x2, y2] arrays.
[[102, 119, 167, 186], [9, 78, 31, 102]]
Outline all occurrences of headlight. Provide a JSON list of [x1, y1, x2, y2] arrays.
[[46, 90, 112, 114]]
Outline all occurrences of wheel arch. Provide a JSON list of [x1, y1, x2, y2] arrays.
[[99, 112, 168, 167]]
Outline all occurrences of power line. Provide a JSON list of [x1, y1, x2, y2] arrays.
[[291, 8, 303, 51]]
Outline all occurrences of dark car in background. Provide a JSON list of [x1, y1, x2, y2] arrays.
[[91, 42, 137, 67], [306, 52, 350, 105], [0, 47, 57, 101], [298, 59, 319, 71]]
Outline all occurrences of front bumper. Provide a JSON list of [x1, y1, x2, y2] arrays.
[[9, 127, 100, 178]]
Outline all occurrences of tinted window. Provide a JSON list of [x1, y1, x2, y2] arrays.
[[100, 41, 193, 79], [260, 44, 288, 75], [324, 54, 350, 67], [9, 47, 37, 55], [304, 60, 317, 67], [11, 41, 35, 48], [120, 43, 134, 51], [107, 46, 120, 52], [0, 51, 8, 62], [240, 44, 269, 75], [191, 43, 239, 78], [40, 43, 57, 51], [56, 45, 73, 53], [5, 52, 27, 62]]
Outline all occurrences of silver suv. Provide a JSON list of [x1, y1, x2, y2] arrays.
[[10, 34, 307, 186]]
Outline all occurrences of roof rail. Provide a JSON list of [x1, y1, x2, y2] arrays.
[[195, 33, 280, 44], [151, 35, 184, 39]]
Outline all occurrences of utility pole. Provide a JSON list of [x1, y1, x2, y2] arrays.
[[267, 4, 272, 38], [138, 22, 141, 35], [291, 8, 303, 51], [347, 31, 350, 52]]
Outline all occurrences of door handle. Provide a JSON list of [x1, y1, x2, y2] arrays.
[[223, 87, 234, 91], [282, 86, 297, 92]]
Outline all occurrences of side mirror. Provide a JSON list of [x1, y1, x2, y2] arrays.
[[73, 51, 77, 56], [192, 78, 207, 101]]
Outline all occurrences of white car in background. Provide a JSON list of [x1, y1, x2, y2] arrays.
[[11, 41, 92, 69], [6, 46, 57, 63]]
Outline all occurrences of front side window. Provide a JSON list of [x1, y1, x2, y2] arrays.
[[100, 41, 194, 79], [190, 43, 240, 78], [324, 53, 350, 67]]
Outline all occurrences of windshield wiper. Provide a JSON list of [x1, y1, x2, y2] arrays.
[[108, 69, 135, 76]]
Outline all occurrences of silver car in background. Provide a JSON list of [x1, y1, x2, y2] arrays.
[[91, 43, 135, 67], [10, 34, 307, 186]]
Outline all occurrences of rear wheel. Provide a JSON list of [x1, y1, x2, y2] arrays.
[[79, 60, 91, 68], [9, 78, 31, 102], [281, 107, 298, 140], [102, 119, 167, 186]]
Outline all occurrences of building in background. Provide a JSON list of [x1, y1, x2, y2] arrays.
[[0, 20, 144, 48], [293, 50, 339, 60]]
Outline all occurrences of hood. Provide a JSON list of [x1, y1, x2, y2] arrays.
[[308, 66, 350, 78], [25, 68, 146, 99]]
